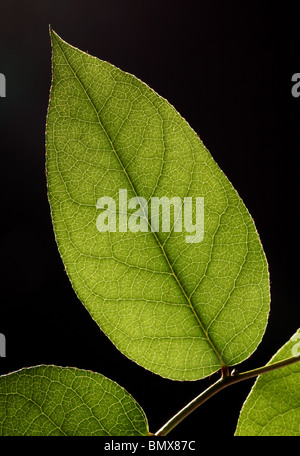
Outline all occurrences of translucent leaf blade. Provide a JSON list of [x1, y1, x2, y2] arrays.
[[235, 329, 300, 436], [46, 30, 270, 380], [0, 365, 149, 436]]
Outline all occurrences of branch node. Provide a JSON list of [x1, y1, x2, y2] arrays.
[[221, 365, 229, 378]]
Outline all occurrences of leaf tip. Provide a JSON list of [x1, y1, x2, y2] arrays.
[[49, 26, 60, 44]]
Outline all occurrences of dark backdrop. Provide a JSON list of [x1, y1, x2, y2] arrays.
[[0, 0, 299, 445]]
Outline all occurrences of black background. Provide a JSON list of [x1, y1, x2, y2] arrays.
[[0, 0, 299, 445]]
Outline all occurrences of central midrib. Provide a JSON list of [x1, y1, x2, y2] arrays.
[[52, 32, 225, 368]]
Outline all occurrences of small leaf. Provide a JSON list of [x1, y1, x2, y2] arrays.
[[0, 365, 150, 436], [235, 329, 300, 436], [46, 30, 270, 380]]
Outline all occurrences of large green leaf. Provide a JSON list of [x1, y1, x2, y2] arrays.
[[235, 329, 300, 436], [46, 29, 270, 381], [0, 365, 149, 436]]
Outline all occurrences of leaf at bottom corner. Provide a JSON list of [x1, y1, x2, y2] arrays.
[[235, 328, 300, 436], [0, 365, 150, 436]]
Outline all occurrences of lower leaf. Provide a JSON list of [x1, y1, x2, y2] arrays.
[[0, 365, 150, 436]]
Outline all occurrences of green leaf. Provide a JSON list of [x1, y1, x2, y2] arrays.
[[235, 329, 300, 436], [0, 365, 149, 436], [46, 29, 270, 381]]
